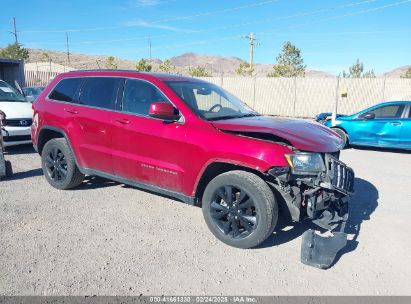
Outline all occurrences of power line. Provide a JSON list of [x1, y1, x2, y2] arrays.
[[94, 0, 411, 56], [16, 0, 281, 34], [257, 0, 411, 37], [22, 0, 381, 47]]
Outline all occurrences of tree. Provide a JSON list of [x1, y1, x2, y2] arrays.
[[159, 59, 176, 73], [40, 52, 51, 62], [188, 66, 211, 77], [267, 41, 306, 77], [136, 58, 152, 72], [401, 67, 411, 78], [236, 61, 254, 77], [0, 42, 29, 60], [341, 59, 376, 78], [105, 56, 118, 69]]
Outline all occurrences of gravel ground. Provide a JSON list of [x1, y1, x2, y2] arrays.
[[1, 145, 411, 296]]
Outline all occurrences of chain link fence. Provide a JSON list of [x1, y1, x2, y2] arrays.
[[200, 76, 411, 117], [24, 63, 411, 118]]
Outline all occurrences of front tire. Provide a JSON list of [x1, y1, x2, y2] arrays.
[[41, 138, 84, 190], [202, 170, 278, 249]]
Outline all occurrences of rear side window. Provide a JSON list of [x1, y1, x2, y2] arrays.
[[49, 78, 82, 103], [367, 105, 405, 119], [78, 77, 122, 110]]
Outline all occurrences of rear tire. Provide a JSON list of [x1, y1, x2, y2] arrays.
[[202, 170, 277, 249], [332, 128, 348, 147], [41, 138, 84, 190]]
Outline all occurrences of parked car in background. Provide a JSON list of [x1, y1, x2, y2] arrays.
[[31, 70, 353, 262], [315, 112, 344, 124], [0, 80, 33, 147], [321, 101, 411, 150], [23, 86, 45, 103]]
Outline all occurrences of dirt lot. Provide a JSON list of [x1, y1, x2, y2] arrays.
[[1, 145, 410, 296]]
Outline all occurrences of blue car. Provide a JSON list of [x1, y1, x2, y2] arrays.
[[322, 101, 411, 150]]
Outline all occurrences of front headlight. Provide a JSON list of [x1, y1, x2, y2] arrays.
[[284, 153, 325, 174]]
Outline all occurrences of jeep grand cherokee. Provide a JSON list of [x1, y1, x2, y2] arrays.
[[31, 70, 354, 254]]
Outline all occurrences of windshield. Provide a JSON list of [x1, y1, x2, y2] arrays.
[[23, 87, 44, 97], [166, 81, 259, 121], [0, 80, 26, 102]]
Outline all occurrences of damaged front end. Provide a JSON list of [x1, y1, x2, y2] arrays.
[[266, 152, 355, 269]]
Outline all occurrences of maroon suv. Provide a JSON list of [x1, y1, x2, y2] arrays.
[[31, 70, 354, 255]]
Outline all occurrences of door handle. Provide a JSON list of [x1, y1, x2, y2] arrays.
[[115, 118, 131, 125], [390, 122, 402, 126], [64, 108, 79, 114]]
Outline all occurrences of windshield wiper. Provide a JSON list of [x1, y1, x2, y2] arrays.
[[238, 113, 261, 118], [207, 113, 261, 121], [207, 115, 243, 121]]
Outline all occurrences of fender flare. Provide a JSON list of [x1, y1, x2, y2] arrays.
[[37, 125, 82, 169]]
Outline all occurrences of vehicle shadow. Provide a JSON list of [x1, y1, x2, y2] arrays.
[[73, 176, 120, 190], [258, 177, 379, 263], [348, 145, 411, 154], [4, 168, 43, 180], [4, 144, 36, 155]]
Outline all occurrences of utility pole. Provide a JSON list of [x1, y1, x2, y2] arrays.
[[66, 32, 71, 64], [148, 36, 152, 59], [245, 32, 258, 69], [10, 17, 18, 44]]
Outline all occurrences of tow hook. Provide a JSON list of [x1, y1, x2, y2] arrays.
[[300, 199, 349, 269]]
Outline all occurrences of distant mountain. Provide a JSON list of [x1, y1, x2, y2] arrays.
[[383, 65, 411, 78], [22, 48, 408, 78]]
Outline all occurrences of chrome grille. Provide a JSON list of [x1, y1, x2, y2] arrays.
[[328, 156, 355, 194], [5, 119, 33, 127]]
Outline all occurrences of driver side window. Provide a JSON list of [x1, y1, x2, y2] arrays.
[[366, 105, 405, 119], [122, 79, 169, 116]]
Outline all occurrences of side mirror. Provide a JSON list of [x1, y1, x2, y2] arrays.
[[149, 102, 180, 121], [359, 113, 376, 120]]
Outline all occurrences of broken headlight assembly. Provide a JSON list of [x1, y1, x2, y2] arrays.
[[285, 153, 325, 175]]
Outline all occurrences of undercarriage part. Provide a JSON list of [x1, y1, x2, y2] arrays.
[[301, 203, 349, 269], [301, 229, 348, 269]]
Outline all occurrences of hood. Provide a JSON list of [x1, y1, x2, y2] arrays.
[[212, 116, 344, 153], [0, 101, 33, 119]]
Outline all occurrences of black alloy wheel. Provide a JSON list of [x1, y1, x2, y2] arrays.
[[44, 147, 68, 182], [210, 185, 257, 239], [202, 170, 277, 249]]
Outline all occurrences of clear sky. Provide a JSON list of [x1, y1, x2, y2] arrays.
[[1, 0, 410, 75]]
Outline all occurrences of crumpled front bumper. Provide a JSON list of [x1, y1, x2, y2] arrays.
[[267, 153, 355, 269]]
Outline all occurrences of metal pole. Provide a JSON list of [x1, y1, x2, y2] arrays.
[[253, 76, 257, 109], [332, 76, 340, 126], [149, 36, 152, 59], [66, 32, 71, 64], [293, 77, 297, 117], [12, 17, 18, 44], [382, 77, 387, 101]]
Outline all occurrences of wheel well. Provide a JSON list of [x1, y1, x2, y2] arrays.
[[37, 129, 64, 154], [195, 162, 265, 203], [331, 126, 349, 143]]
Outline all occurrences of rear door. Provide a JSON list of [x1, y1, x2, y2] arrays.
[[352, 104, 406, 147], [74, 77, 123, 174]]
